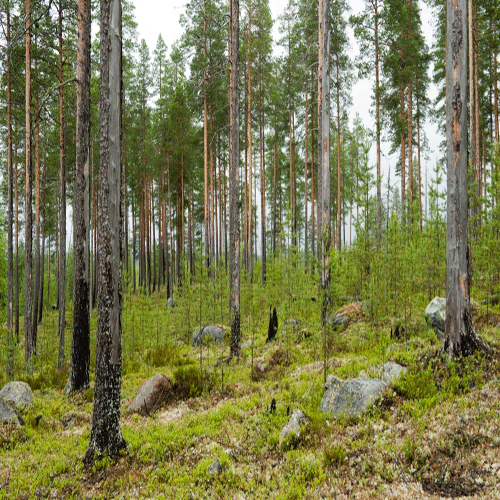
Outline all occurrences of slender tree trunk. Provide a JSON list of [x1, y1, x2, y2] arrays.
[[152, 184, 156, 292], [320, 0, 331, 324], [336, 61, 341, 252], [444, 0, 488, 357], [260, 104, 266, 284], [123, 145, 128, 282], [14, 137, 20, 343], [317, 0, 324, 244], [304, 90, 309, 271], [407, 0, 414, 226], [400, 83, 406, 224], [6, 0, 14, 376], [473, 5, 480, 223], [417, 94, 423, 231], [24, 0, 34, 370], [229, 0, 241, 358], [375, 0, 382, 249], [209, 104, 215, 276], [69, 0, 91, 391], [247, 4, 253, 277], [203, 2, 210, 273], [39, 223, 45, 324], [494, 29, 499, 144], [58, 0, 67, 370], [84, 0, 126, 464], [272, 117, 278, 256], [32, 88, 41, 345]]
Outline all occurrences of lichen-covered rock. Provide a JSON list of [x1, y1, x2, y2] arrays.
[[280, 409, 308, 451], [0, 381, 33, 409], [379, 361, 407, 385], [424, 297, 446, 339], [0, 398, 21, 425], [319, 375, 386, 418], [128, 374, 174, 415], [328, 302, 364, 328], [192, 325, 224, 346]]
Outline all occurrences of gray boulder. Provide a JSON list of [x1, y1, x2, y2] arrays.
[[0, 381, 33, 409], [192, 325, 224, 346], [0, 398, 22, 425], [280, 409, 308, 451], [379, 361, 407, 385], [241, 340, 254, 350], [319, 375, 386, 418], [424, 297, 446, 339], [128, 374, 174, 415]]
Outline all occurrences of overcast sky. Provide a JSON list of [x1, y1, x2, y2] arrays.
[[130, 0, 443, 205]]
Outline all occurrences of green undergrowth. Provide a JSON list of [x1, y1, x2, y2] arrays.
[[0, 283, 500, 498]]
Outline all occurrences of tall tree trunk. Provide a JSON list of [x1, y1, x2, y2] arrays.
[[32, 87, 41, 343], [417, 94, 423, 231], [24, 0, 34, 370], [69, 0, 91, 392], [444, 0, 488, 357], [58, 0, 67, 370], [494, 28, 499, 144], [336, 61, 341, 252], [473, 5, 480, 223], [400, 83, 406, 224], [272, 116, 278, 256], [39, 223, 45, 324], [260, 103, 266, 284], [320, 0, 331, 324], [247, 4, 253, 277], [84, 0, 126, 464], [407, 0, 414, 226], [375, 0, 382, 249], [6, 0, 13, 376], [14, 136, 20, 343], [229, 0, 241, 358], [203, 0, 210, 273], [304, 90, 309, 271], [152, 183, 156, 292]]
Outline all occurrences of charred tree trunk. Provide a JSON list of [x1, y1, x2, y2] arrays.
[[84, 0, 126, 464], [69, 0, 91, 392], [229, 0, 241, 358]]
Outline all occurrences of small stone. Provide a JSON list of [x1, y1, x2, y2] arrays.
[[208, 459, 222, 476]]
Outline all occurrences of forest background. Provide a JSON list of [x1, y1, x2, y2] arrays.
[[0, 0, 499, 380]]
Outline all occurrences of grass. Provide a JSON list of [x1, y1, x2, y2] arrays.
[[1, 277, 500, 498]]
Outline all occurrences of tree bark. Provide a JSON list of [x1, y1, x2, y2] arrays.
[[375, 0, 382, 249], [24, 0, 34, 370], [444, 0, 488, 357], [6, 0, 14, 376], [320, 0, 331, 324], [69, 0, 91, 392], [84, 0, 126, 464], [229, 0, 241, 358]]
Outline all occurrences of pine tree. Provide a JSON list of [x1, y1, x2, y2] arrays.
[[84, 0, 127, 464]]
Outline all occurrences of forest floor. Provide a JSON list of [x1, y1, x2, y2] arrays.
[[2, 291, 500, 499]]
